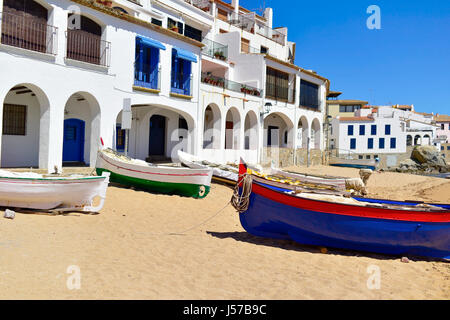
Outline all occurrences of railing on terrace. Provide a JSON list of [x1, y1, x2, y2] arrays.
[[229, 12, 255, 33], [184, 0, 212, 13], [202, 38, 228, 61], [0, 12, 58, 55], [265, 83, 296, 103], [229, 11, 286, 46], [201, 72, 263, 97], [256, 24, 286, 46], [66, 29, 111, 67]]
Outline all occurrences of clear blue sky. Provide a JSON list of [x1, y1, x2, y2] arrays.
[[240, 0, 450, 115]]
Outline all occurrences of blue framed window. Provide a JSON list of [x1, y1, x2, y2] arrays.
[[348, 125, 354, 136], [385, 124, 391, 135], [371, 125, 377, 135], [134, 37, 165, 89], [350, 138, 356, 150], [368, 138, 374, 149], [116, 125, 126, 152], [171, 47, 197, 96], [379, 138, 385, 149], [390, 137, 396, 149], [359, 125, 365, 136]]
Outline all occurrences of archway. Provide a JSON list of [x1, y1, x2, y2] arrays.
[[297, 116, 309, 149], [311, 118, 321, 150], [1, 83, 50, 168], [244, 110, 258, 150], [225, 107, 241, 150], [406, 135, 412, 146], [423, 134, 431, 145], [63, 92, 101, 166], [414, 135, 421, 146], [203, 104, 221, 149], [264, 112, 293, 148]]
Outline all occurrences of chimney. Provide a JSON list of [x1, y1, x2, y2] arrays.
[[232, 0, 239, 15], [264, 7, 273, 28]]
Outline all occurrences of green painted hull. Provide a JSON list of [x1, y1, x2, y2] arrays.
[[96, 168, 210, 199]]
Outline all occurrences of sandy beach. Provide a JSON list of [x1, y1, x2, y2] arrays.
[[0, 166, 449, 300]]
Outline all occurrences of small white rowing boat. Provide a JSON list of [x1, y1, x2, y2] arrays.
[[0, 170, 110, 212], [96, 149, 213, 199]]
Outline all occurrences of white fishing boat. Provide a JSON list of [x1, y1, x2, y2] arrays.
[[267, 167, 347, 190], [178, 151, 240, 185], [96, 149, 213, 199], [0, 170, 110, 212]]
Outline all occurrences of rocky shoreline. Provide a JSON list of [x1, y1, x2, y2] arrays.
[[390, 145, 449, 175]]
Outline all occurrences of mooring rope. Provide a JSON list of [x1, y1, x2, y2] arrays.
[[231, 173, 253, 214]]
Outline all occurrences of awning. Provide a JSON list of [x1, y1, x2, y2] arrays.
[[173, 47, 197, 63], [137, 36, 166, 50]]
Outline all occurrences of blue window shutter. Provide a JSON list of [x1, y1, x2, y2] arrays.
[[171, 51, 178, 91], [348, 125, 354, 136], [150, 48, 159, 89], [183, 61, 191, 95]]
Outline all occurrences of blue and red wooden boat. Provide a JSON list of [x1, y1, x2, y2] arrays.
[[235, 162, 450, 260]]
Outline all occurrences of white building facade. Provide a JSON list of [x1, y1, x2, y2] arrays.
[[0, 0, 327, 172]]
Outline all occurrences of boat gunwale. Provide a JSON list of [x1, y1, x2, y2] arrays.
[[99, 151, 212, 177], [0, 175, 105, 182], [250, 179, 450, 221]]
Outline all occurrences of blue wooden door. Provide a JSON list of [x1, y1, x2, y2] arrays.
[[149, 115, 166, 156], [63, 119, 85, 163]]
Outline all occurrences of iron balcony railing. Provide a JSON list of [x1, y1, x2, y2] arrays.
[[256, 24, 286, 46], [0, 12, 58, 55], [265, 83, 296, 104], [229, 11, 286, 46], [184, 0, 212, 13], [65, 29, 111, 67], [202, 38, 228, 61], [171, 72, 193, 97], [201, 72, 263, 97]]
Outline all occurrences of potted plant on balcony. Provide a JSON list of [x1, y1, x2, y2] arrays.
[[170, 26, 179, 33], [217, 78, 225, 88]]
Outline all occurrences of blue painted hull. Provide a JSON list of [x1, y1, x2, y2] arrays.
[[240, 187, 450, 260]]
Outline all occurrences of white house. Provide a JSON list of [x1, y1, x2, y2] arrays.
[[0, 0, 328, 172], [331, 106, 407, 159]]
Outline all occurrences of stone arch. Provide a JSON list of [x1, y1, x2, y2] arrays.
[[423, 134, 431, 145], [311, 118, 321, 150], [203, 103, 222, 150], [264, 112, 294, 148], [414, 135, 421, 146], [123, 105, 196, 162], [244, 110, 258, 150], [63, 91, 101, 166], [297, 116, 309, 149], [1, 83, 51, 168], [406, 135, 413, 146], [225, 107, 241, 150]]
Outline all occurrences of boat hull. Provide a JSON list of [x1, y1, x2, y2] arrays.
[[97, 151, 212, 199], [240, 182, 450, 260], [0, 174, 110, 211]]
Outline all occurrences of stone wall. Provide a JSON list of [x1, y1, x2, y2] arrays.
[[261, 148, 324, 168]]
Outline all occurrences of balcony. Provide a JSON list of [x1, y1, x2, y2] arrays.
[[66, 29, 111, 67], [201, 72, 262, 97], [184, 0, 212, 13], [202, 38, 228, 61], [265, 83, 296, 104], [229, 12, 286, 46], [0, 12, 58, 55]]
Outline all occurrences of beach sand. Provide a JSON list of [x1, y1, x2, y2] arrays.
[[0, 166, 449, 300]]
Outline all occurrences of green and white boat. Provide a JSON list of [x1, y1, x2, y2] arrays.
[[96, 149, 213, 199]]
